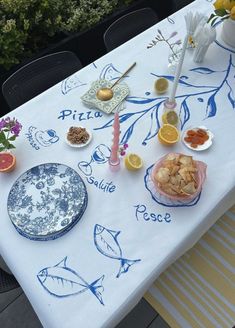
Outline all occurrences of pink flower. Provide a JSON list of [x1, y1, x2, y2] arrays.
[[175, 39, 182, 45], [119, 143, 129, 156], [0, 119, 6, 130], [169, 31, 177, 39], [11, 121, 22, 136], [0, 117, 22, 152]]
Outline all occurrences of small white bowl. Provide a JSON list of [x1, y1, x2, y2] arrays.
[[182, 126, 214, 151], [65, 126, 92, 148]]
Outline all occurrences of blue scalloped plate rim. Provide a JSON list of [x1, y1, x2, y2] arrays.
[[7, 163, 88, 241], [11, 196, 88, 241]]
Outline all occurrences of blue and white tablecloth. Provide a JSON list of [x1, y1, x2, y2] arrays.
[[1, 1, 235, 327]]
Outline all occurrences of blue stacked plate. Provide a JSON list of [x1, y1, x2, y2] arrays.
[[7, 163, 88, 241]]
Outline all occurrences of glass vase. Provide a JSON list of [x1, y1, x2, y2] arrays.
[[167, 45, 182, 72]]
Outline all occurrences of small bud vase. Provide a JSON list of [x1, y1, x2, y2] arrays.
[[221, 18, 235, 48]]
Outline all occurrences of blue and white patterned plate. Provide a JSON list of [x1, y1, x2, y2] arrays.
[[7, 163, 88, 241]]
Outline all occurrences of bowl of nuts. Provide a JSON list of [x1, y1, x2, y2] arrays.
[[66, 126, 92, 148], [151, 153, 207, 201]]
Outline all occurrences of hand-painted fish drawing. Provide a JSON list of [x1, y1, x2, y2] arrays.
[[37, 257, 105, 305], [94, 224, 141, 278]]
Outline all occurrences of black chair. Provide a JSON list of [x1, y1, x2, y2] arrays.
[[104, 7, 159, 52], [172, 0, 195, 11], [0, 268, 19, 293], [2, 51, 82, 110]]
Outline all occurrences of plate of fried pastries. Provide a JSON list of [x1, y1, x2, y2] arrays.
[[151, 153, 207, 202]]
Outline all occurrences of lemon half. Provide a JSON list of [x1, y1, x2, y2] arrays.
[[162, 110, 179, 126], [154, 78, 168, 94], [124, 153, 143, 171]]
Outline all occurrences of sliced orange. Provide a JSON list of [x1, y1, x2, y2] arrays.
[[0, 152, 16, 173], [124, 153, 143, 171], [158, 124, 180, 146]]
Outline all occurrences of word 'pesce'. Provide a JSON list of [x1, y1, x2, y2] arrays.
[[58, 110, 102, 121], [134, 204, 171, 223]]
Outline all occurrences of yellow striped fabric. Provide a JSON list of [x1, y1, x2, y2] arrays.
[[145, 210, 235, 328]]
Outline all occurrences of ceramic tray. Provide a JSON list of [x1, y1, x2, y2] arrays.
[[81, 79, 129, 114]]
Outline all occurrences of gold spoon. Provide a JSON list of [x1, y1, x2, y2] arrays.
[[96, 62, 136, 101]]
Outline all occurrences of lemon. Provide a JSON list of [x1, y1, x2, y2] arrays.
[[230, 5, 235, 19], [154, 78, 168, 94], [158, 124, 180, 146], [124, 153, 143, 171], [162, 110, 179, 126], [213, 0, 224, 9], [223, 0, 235, 10]]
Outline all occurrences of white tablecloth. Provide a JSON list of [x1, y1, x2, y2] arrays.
[[1, 1, 235, 327]]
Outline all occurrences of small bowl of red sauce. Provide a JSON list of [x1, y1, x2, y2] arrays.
[[182, 126, 214, 151]]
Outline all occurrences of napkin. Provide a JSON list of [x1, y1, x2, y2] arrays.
[[193, 25, 217, 63], [185, 12, 207, 36]]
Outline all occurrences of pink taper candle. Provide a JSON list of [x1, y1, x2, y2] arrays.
[[109, 112, 120, 169]]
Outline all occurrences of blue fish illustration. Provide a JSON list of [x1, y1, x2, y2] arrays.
[[37, 257, 105, 305], [94, 224, 141, 278]]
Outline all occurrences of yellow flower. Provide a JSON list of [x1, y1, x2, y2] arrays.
[[223, 0, 235, 10], [213, 0, 224, 9], [230, 5, 235, 19], [2, 19, 16, 33]]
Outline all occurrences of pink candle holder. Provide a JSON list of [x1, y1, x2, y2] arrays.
[[164, 98, 177, 111], [109, 157, 120, 172]]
